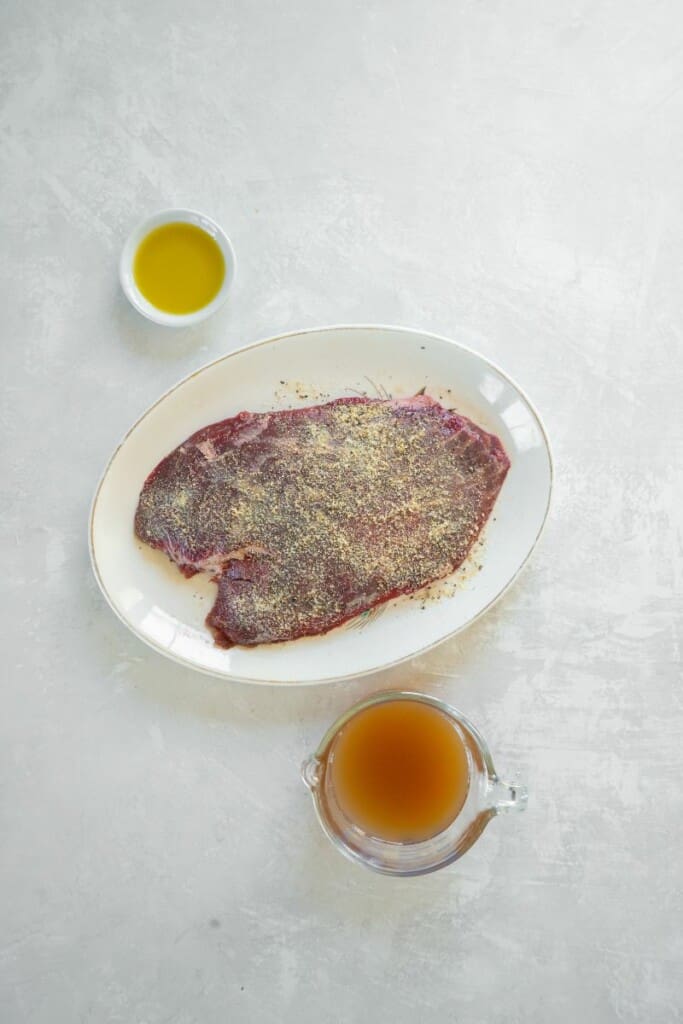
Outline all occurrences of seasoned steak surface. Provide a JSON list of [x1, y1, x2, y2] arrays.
[[134, 395, 509, 646]]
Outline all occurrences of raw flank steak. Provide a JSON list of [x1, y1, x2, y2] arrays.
[[134, 395, 509, 646]]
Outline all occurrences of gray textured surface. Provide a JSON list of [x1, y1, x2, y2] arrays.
[[2, 1, 682, 1021]]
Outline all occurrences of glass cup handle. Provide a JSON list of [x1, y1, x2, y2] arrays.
[[301, 756, 322, 791], [488, 776, 528, 814]]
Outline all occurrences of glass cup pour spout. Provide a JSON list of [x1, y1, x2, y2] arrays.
[[302, 691, 527, 877]]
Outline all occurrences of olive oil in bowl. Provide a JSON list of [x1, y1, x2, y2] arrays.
[[120, 209, 235, 326], [134, 222, 225, 315]]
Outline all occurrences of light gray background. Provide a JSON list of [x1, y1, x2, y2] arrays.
[[2, 1, 682, 1021]]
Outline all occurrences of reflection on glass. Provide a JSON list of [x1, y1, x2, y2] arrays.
[[501, 400, 541, 452], [479, 373, 505, 404], [119, 586, 145, 612], [172, 628, 228, 663], [140, 606, 180, 646]]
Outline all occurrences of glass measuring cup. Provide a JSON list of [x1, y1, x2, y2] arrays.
[[302, 690, 527, 876]]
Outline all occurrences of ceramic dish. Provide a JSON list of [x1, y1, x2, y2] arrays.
[[119, 208, 236, 327], [89, 325, 552, 684]]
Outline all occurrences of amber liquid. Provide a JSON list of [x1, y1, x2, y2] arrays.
[[329, 699, 470, 843]]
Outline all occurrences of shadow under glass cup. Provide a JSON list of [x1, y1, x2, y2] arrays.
[[302, 690, 527, 877]]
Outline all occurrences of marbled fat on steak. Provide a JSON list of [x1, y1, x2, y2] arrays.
[[134, 395, 510, 646]]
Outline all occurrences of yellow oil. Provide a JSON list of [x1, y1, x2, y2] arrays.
[[133, 222, 225, 315]]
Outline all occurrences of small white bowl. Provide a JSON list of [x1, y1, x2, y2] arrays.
[[119, 208, 236, 327]]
